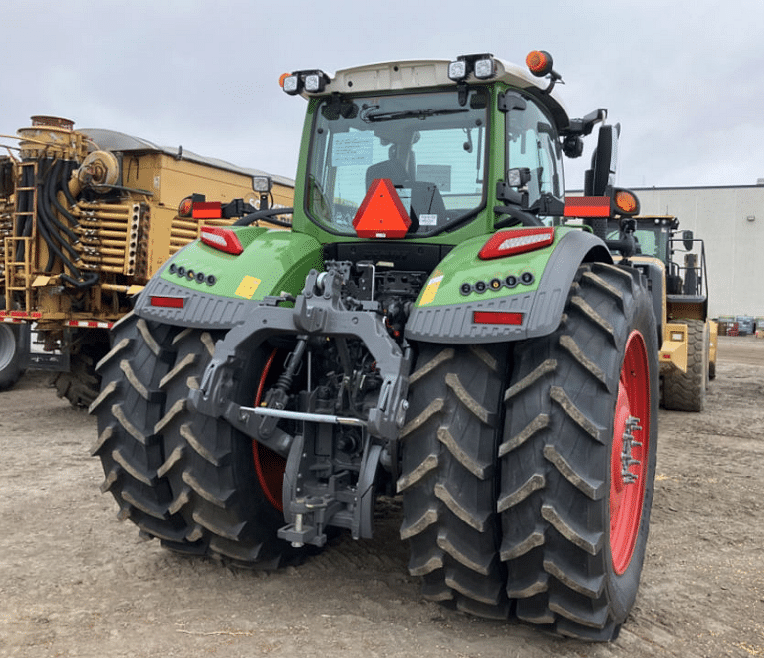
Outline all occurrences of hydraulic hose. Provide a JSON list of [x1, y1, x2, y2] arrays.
[[37, 161, 81, 272], [233, 206, 294, 227]]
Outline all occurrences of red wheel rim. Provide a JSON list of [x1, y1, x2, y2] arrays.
[[610, 330, 650, 575], [252, 349, 286, 512]]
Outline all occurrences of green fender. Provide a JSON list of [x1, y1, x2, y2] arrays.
[[133, 228, 323, 329], [405, 228, 612, 343]]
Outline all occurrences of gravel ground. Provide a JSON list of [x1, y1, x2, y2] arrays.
[[1, 335, 762, 657]]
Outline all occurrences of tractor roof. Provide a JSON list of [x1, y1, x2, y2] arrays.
[[296, 56, 570, 130]]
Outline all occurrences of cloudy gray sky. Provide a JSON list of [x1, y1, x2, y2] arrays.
[[3, 0, 763, 190]]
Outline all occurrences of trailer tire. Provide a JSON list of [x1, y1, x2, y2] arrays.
[[400, 343, 509, 619], [53, 332, 110, 408], [90, 312, 193, 544], [155, 329, 302, 568], [498, 262, 658, 640], [0, 322, 25, 391], [662, 318, 707, 411]]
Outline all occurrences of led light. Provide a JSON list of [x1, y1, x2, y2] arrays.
[[526, 50, 554, 77], [200, 226, 244, 255], [474, 58, 495, 79], [304, 74, 323, 92], [448, 60, 467, 81], [473, 311, 524, 326], [252, 175, 272, 193], [479, 227, 555, 260], [282, 74, 300, 95], [614, 189, 640, 215]]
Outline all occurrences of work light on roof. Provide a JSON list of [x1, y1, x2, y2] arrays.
[[282, 74, 300, 95], [473, 57, 495, 79], [304, 73, 326, 93], [448, 54, 496, 82], [447, 60, 467, 81]]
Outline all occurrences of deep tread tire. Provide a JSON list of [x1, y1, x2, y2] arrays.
[[662, 318, 707, 411], [90, 311, 192, 543], [498, 263, 658, 640], [156, 329, 301, 568], [400, 344, 509, 618]]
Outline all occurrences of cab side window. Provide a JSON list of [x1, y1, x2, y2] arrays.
[[505, 93, 564, 208]]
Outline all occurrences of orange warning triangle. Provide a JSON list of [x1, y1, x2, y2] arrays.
[[352, 178, 412, 238]]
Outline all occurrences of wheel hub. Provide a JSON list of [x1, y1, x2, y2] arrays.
[[609, 331, 650, 575]]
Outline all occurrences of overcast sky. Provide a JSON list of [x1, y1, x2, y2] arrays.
[[2, 0, 763, 190]]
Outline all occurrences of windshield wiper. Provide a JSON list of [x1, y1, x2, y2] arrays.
[[360, 107, 468, 123]]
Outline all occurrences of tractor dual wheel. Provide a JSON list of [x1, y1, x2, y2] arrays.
[[91, 316, 300, 567], [90, 311, 192, 544], [662, 318, 707, 411], [399, 343, 509, 618], [155, 329, 300, 567], [402, 262, 658, 640], [499, 263, 658, 640]]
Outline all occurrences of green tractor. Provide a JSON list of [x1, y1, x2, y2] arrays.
[[92, 51, 658, 640]]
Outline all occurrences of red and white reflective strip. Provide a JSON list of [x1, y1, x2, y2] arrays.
[[66, 320, 114, 329], [0, 311, 43, 323]]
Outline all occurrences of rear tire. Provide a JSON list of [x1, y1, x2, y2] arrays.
[[156, 329, 302, 567], [662, 318, 707, 411], [400, 344, 508, 618], [498, 262, 658, 640], [90, 312, 193, 544]]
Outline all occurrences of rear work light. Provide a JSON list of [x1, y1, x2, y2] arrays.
[[200, 226, 244, 255], [448, 53, 496, 81], [473, 311, 524, 325], [478, 227, 555, 260]]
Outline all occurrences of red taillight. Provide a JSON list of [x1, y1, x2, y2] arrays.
[[478, 227, 555, 260], [352, 178, 412, 239], [193, 201, 222, 219], [473, 311, 524, 325], [564, 196, 612, 218], [200, 226, 244, 255], [150, 296, 184, 309]]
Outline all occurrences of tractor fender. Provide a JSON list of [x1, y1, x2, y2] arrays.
[[405, 229, 612, 344], [133, 229, 323, 329]]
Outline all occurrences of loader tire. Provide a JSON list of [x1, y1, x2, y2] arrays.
[[662, 318, 707, 411], [0, 322, 25, 391], [53, 332, 109, 408], [400, 343, 509, 619], [498, 262, 658, 640], [90, 312, 193, 545], [155, 329, 301, 567]]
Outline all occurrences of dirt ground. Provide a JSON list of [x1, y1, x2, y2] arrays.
[[1, 335, 762, 657]]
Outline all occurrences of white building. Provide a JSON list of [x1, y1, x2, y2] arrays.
[[630, 185, 764, 319]]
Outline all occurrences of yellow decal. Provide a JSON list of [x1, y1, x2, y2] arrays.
[[419, 274, 443, 306], [235, 275, 262, 299]]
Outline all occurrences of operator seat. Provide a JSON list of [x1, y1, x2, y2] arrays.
[[366, 146, 411, 189]]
